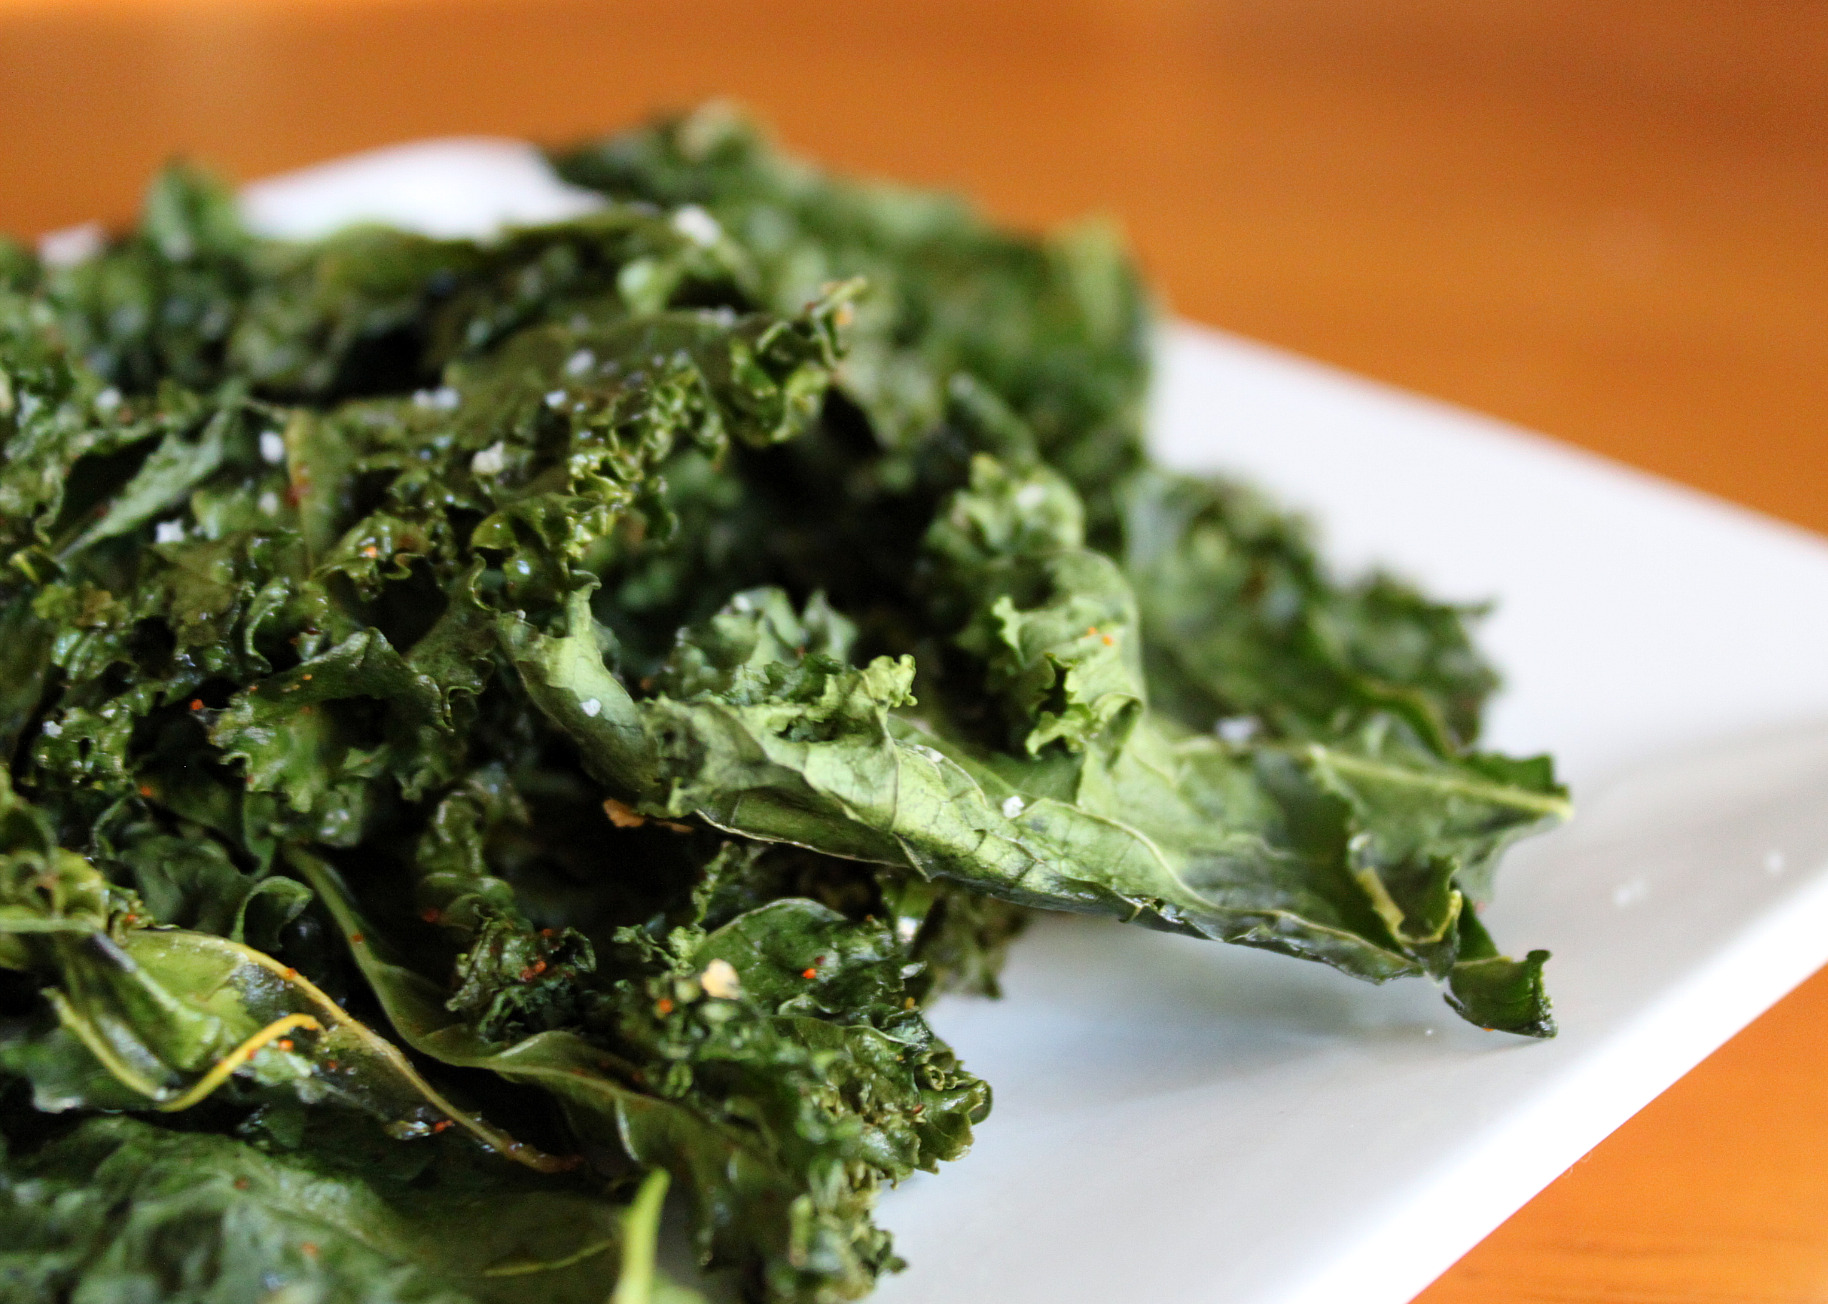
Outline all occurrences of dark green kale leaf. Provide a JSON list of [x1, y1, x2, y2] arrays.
[[0, 1116, 701, 1304], [293, 850, 988, 1304], [0, 772, 575, 1164], [551, 103, 1153, 534], [696, 843, 1029, 1001], [530, 460, 1562, 1035], [43, 163, 761, 405], [1122, 467, 1499, 752], [45, 163, 254, 394]]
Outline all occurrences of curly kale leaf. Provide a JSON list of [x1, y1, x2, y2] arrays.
[[0, 1116, 700, 1304], [551, 103, 1153, 531], [1122, 468, 1500, 752], [524, 460, 1561, 1035], [41, 161, 763, 405], [294, 851, 987, 1303], [43, 164, 254, 394], [0, 773, 575, 1166], [697, 842, 1030, 1002]]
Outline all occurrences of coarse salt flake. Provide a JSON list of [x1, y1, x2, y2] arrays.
[[93, 387, 121, 415], [565, 348, 596, 377], [259, 431, 286, 464], [258, 491, 280, 516], [41, 720, 62, 737], [38, 222, 104, 269], [1216, 717, 1258, 745], [700, 958, 742, 1000], [671, 204, 722, 246], [1001, 795, 1026, 819], [581, 698, 602, 718], [154, 520, 185, 544], [470, 442, 507, 476]]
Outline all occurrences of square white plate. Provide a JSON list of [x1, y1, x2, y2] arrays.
[[65, 140, 1828, 1304]]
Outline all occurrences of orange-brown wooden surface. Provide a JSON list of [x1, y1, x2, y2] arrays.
[[3, 3, 1827, 1299]]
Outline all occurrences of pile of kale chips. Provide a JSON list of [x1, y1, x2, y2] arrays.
[[0, 105, 1568, 1303]]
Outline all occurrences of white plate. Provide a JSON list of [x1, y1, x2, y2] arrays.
[[67, 140, 1828, 1304]]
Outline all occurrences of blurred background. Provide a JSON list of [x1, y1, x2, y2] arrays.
[[4, 2, 1826, 1299]]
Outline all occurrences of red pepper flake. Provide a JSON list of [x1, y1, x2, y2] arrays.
[[300, 1242, 319, 1258], [431, 1119, 452, 1133], [324, 1060, 339, 1071], [283, 967, 298, 979], [189, 698, 204, 711], [420, 907, 442, 924], [137, 785, 154, 798], [248, 683, 259, 693], [275, 1038, 294, 1053], [801, 967, 818, 980], [539, 927, 557, 938], [1086, 626, 1099, 637], [531, 959, 548, 976], [656, 997, 675, 1015], [233, 1177, 250, 1190], [361, 545, 379, 558], [349, 933, 364, 945], [518, 967, 536, 982], [121, 913, 138, 925], [602, 797, 646, 828], [1101, 634, 1115, 646], [301, 673, 313, 681]]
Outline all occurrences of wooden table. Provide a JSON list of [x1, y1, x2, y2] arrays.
[[4, 2, 1826, 1298]]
